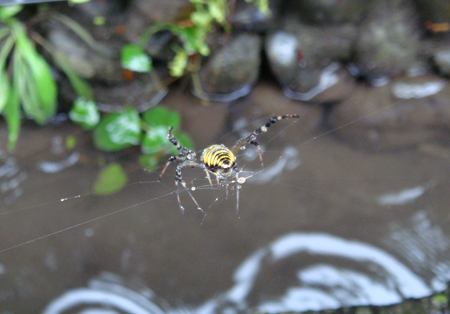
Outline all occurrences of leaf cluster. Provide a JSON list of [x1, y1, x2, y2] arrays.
[[122, 0, 269, 78], [0, 4, 92, 150], [88, 106, 193, 171]]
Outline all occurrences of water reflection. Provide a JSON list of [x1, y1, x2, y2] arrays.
[[40, 231, 449, 313], [42, 272, 170, 314], [197, 232, 436, 313], [0, 151, 27, 206]]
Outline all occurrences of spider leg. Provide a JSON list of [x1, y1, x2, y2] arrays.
[[167, 127, 184, 152], [158, 156, 176, 181], [214, 173, 220, 185], [230, 114, 300, 169], [159, 126, 196, 181], [204, 169, 213, 187], [175, 163, 206, 215], [249, 140, 263, 169]]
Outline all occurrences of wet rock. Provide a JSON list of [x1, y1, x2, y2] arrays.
[[130, 0, 193, 24], [414, 0, 450, 25], [59, 67, 169, 113], [47, 22, 124, 83], [353, 0, 420, 82], [74, 0, 128, 20], [327, 75, 450, 150], [266, 20, 356, 102], [195, 33, 262, 101], [121, 5, 176, 62], [231, 0, 279, 33], [282, 63, 357, 103], [280, 0, 373, 25], [434, 48, 450, 75], [421, 38, 450, 76]]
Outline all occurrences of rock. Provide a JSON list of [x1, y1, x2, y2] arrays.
[[59, 66, 170, 113], [283, 64, 357, 103], [327, 75, 450, 150], [414, 0, 450, 25], [47, 22, 124, 83], [420, 38, 450, 76], [195, 33, 262, 101], [266, 20, 356, 102], [280, 0, 373, 25], [353, 0, 420, 82], [434, 48, 450, 75], [231, 0, 280, 33], [74, 0, 127, 20], [130, 0, 193, 24]]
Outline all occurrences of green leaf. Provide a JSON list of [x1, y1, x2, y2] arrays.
[[3, 65, 20, 151], [0, 70, 10, 113], [169, 49, 188, 77], [207, 1, 225, 23], [14, 24, 57, 124], [69, 0, 92, 3], [138, 154, 159, 171], [169, 130, 194, 155], [121, 44, 152, 73], [191, 11, 213, 27], [93, 108, 142, 152], [69, 97, 100, 130], [14, 53, 40, 123], [93, 163, 128, 195], [172, 26, 201, 55], [141, 126, 169, 155], [93, 16, 106, 26], [141, 106, 181, 130], [71, 0, 91, 3], [0, 5, 23, 20]]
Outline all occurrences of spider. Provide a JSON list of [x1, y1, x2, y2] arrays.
[[158, 114, 300, 214]]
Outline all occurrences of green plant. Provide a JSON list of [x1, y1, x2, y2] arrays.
[[121, 0, 269, 78], [0, 4, 93, 150], [90, 105, 194, 195], [92, 106, 194, 171]]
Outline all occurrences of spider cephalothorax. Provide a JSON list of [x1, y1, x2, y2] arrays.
[[158, 114, 299, 214]]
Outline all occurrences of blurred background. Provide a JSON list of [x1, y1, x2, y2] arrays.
[[0, 0, 450, 313]]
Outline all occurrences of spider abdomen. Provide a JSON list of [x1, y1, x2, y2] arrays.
[[201, 144, 236, 175]]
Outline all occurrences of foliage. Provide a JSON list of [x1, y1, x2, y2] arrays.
[[0, 4, 193, 179], [93, 162, 128, 195], [93, 107, 142, 152], [69, 98, 99, 130], [91, 106, 194, 171], [122, 0, 269, 77], [121, 44, 153, 73], [0, 4, 93, 150]]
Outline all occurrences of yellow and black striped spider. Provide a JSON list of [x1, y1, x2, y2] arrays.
[[158, 114, 299, 214]]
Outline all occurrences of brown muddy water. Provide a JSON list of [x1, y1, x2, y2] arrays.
[[1, 82, 450, 314]]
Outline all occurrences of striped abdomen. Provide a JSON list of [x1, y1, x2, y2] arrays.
[[202, 144, 236, 175]]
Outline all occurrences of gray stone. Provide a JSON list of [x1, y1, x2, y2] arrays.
[[195, 33, 262, 101], [353, 0, 420, 81]]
